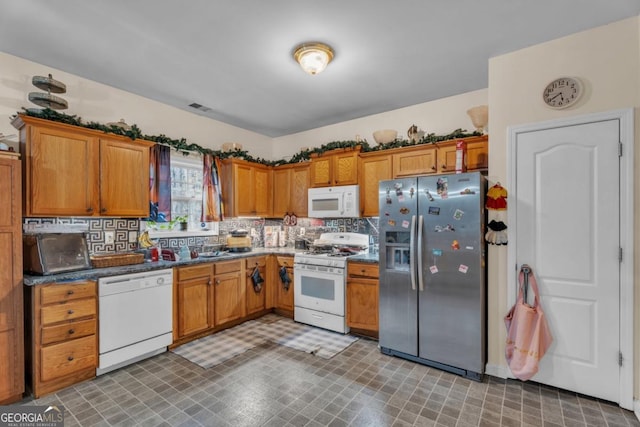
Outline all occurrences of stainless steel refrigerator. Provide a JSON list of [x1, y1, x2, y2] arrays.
[[378, 172, 486, 380]]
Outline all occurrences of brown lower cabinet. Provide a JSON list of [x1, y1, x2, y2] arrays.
[[274, 256, 295, 315], [174, 263, 214, 340], [173, 257, 272, 346], [213, 260, 245, 325], [346, 262, 379, 337], [25, 280, 98, 398]]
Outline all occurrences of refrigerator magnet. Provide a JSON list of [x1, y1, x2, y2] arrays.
[[453, 209, 464, 220], [399, 207, 410, 214], [428, 206, 440, 215], [425, 189, 435, 201], [401, 220, 410, 228], [409, 187, 415, 198], [432, 249, 442, 256], [430, 265, 439, 274], [388, 219, 396, 226], [458, 264, 469, 274], [451, 240, 460, 250], [437, 177, 448, 197]]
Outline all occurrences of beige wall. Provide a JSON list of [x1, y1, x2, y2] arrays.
[[0, 52, 272, 158], [271, 89, 488, 160], [488, 16, 640, 399]]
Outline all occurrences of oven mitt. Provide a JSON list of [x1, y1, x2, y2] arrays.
[[251, 266, 264, 293], [279, 266, 291, 291]]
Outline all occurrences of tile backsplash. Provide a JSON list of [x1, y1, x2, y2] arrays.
[[23, 216, 380, 254]]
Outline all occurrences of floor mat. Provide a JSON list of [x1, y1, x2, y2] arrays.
[[171, 315, 359, 368], [171, 320, 267, 368], [252, 317, 359, 359]]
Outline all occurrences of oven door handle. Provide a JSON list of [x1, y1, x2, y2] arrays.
[[294, 264, 345, 278], [409, 215, 417, 291]]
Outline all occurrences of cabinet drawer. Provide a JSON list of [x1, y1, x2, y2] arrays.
[[347, 263, 379, 279], [40, 281, 96, 305], [176, 263, 213, 281], [41, 298, 96, 325], [40, 335, 96, 382], [214, 260, 241, 274], [41, 319, 96, 346], [276, 256, 294, 268], [245, 257, 266, 269]]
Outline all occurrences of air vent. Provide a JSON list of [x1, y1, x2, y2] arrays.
[[188, 102, 212, 112]]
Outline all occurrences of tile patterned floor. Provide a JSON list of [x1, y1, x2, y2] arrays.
[[24, 336, 639, 427]]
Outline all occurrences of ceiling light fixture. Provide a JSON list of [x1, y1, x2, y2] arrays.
[[293, 42, 334, 75]]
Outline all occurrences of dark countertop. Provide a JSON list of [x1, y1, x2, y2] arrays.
[[348, 253, 379, 264], [24, 248, 380, 285], [23, 247, 302, 286]]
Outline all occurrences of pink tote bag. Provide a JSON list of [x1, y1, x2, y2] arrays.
[[504, 265, 553, 381]]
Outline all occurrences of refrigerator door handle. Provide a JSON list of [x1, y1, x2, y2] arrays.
[[417, 215, 424, 291], [409, 215, 417, 291]]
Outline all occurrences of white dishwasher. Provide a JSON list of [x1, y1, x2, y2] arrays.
[[97, 268, 173, 375]]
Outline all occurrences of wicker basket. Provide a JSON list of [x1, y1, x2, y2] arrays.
[[90, 252, 144, 268]]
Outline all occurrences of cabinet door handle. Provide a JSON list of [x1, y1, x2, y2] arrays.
[[67, 356, 74, 362], [68, 329, 75, 335], [67, 310, 74, 315], [86, 207, 93, 213], [67, 290, 74, 296], [441, 164, 447, 169], [215, 279, 220, 285], [431, 165, 436, 171], [207, 280, 212, 286]]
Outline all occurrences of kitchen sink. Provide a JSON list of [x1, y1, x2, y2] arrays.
[[198, 251, 230, 258]]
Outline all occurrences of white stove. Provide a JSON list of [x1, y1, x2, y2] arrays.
[[293, 233, 368, 333]]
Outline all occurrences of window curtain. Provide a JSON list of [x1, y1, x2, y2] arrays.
[[149, 144, 172, 221], [202, 154, 223, 221]]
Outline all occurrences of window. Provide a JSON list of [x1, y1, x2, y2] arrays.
[[170, 153, 203, 228]]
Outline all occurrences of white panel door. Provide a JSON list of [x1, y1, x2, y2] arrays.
[[515, 119, 620, 402]]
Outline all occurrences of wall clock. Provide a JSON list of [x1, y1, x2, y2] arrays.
[[542, 77, 583, 109]]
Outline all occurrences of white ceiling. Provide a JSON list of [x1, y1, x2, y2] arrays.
[[1, 1, 639, 137]]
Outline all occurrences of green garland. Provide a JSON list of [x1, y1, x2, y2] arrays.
[[14, 108, 482, 165]]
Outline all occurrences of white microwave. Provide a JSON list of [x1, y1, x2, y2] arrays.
[[308, 185, 360, 218]]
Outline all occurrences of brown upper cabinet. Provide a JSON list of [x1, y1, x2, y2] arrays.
[[220, 158, 273, 217], [272, 163, 309, 218], [358, 152, 392, 217], [393, 135, 488, 178], [309, 147, 359, 187], [12, 115, 152, 217], [435, 136, 488, 173], [392, 145, 438, 177]]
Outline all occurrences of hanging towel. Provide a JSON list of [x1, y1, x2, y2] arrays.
[[251, 266, 264, 293], [279, 266, 291, 291]]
